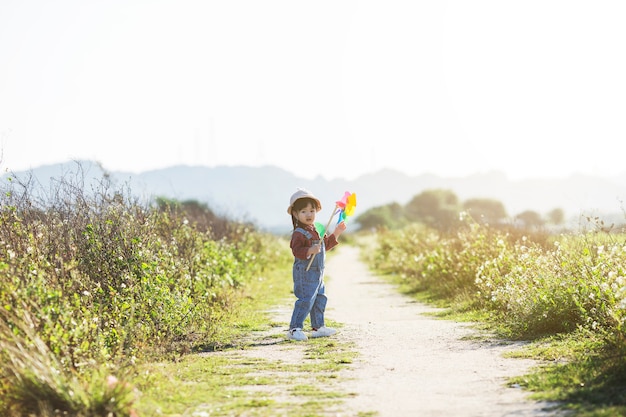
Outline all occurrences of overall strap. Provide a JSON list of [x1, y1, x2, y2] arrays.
[[293, 227, 313, 240]]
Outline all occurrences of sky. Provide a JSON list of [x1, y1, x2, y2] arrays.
[[1, 1, 625, 181]]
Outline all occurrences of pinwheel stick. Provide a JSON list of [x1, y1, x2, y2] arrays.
[[306, 204, 339, 271]]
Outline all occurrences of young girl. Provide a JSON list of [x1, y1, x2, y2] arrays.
[[286, 188, 347, 341]]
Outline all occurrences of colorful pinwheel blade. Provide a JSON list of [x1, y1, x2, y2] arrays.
[[346, 193, 357, 211], [336, 191, 351, 208], [314, 222, 326, 237], [339, 193, 356, 217]]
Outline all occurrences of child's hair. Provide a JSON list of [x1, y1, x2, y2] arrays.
[[291, 197, 318, 229]]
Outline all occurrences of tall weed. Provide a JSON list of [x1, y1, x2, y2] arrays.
[[371, 213, 626, 347], [0, 165, 291, 414], [373, 215, 512, 307], [476, 234, 626, 341]]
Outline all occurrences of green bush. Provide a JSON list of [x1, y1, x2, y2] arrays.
[[371, 212, 626, 347], [0, 168, 291, 415], [475, 234, 626, 340], [372, 215, 512, 306]]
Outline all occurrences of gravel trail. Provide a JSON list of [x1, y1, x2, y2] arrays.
[[321, 245, 563, 417]]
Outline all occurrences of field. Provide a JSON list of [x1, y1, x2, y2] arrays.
[[1, 171, 625, 416]]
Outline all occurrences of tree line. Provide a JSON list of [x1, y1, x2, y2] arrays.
[[355, 188, 565, 231]]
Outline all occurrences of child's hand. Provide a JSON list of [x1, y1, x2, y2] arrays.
[[307, 243, 321, 257], [333, 221, 347, 237]]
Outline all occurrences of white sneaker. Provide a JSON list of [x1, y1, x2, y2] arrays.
[[310, 326, 336, 338], [288, 328, 308, 341]]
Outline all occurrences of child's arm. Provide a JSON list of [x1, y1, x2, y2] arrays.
[[333, 221, 347, 238], [324, 221, 347, 251]]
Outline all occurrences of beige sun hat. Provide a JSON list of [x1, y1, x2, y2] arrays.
[[287, 188, 322, 215]]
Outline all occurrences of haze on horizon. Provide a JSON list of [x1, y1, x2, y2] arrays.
[[1, 1, 625, 182]]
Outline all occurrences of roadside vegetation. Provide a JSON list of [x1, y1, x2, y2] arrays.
[[358, 188, 626, 416], [0, 165, 301, 416]]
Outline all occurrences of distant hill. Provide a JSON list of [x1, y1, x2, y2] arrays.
[[3, 161, 626, 233]]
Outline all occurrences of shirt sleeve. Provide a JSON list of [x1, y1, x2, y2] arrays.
[[290, 232, 311, 260], [324, 233, 339, 251]]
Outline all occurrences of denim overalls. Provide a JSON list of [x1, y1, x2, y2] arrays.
[[289, 227, 327, 330]]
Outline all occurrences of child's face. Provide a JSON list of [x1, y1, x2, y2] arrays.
[[294, 203, 317, 226]]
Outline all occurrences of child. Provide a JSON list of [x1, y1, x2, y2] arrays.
[[286, 188, 347, 341]]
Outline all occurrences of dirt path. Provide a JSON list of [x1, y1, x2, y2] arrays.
[[232, 245, 566, 416], [324, 245, 563, 417]]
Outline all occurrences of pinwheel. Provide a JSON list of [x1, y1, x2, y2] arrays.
[[306, 191, 357, 271], [335, 191, 357, 223]]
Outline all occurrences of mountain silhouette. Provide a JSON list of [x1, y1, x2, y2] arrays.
[[3, 161, 626, 233]]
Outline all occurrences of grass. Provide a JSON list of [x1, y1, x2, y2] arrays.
[[133, 335, 358, 417], [130, 260, 361, 417], [503, 331, 626, 416]]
